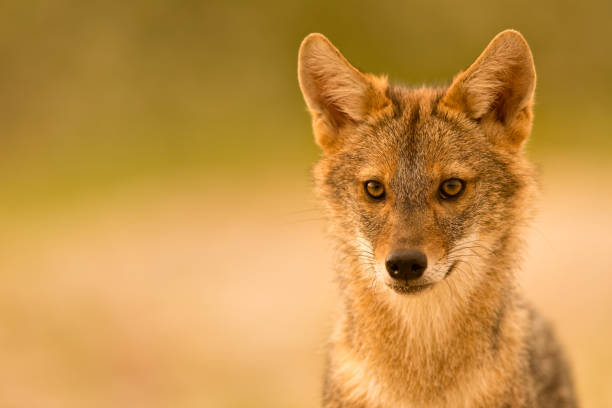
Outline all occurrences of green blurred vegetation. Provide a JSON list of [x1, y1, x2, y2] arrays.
[[1, 0, 611, 213]]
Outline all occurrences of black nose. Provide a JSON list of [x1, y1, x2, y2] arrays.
[[385, 249, 428, 280]]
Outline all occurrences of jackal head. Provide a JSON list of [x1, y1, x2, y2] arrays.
[[298, 31, 537, 296]]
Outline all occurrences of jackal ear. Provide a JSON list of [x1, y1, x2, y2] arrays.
[[441, 30, 536, 147], [298, 33, 391, 150]]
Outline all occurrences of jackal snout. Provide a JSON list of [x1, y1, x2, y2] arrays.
[[380, 242, 452, 294], [385, 249, 427, 281], [374, 212, 451, 293]]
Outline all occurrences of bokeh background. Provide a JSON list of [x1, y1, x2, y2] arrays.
[[1, 0, 611, 406]]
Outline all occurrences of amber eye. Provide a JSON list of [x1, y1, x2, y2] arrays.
[[439, 178, 465, 199], [364, 180, 385, 199]]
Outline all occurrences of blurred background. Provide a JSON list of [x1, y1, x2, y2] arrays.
[[1, 0, 611, 406]]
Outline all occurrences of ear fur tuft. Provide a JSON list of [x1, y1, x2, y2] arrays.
[[298, 33, 391, 150], [441, 30, 536, 146]]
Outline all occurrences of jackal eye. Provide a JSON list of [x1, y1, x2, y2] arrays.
[[439, 178, 465, 199], [364, 180, 385, 199]]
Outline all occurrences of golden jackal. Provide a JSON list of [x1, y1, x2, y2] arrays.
[[297, 30, 577, 407]]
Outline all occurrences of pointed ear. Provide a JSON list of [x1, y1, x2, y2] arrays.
[[298, 33, 391, 150], [441, 30, 536, 147]]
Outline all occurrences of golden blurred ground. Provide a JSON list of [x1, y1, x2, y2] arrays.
[[0, 160, 610, 407]]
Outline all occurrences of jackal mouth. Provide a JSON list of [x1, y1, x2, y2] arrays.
[[387, 261, 459, 295], [387, 282, 433, 295]]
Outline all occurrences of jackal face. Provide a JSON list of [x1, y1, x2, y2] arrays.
[[298, 31, 537, 295]]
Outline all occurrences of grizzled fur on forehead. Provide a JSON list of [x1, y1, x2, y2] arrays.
[[315, 85, 530, 239]]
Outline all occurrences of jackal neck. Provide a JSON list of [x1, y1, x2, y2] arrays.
[[329, 243, 529, 405]]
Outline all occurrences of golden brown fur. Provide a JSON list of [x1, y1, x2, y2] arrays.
[[298, 30, 577, 407]]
